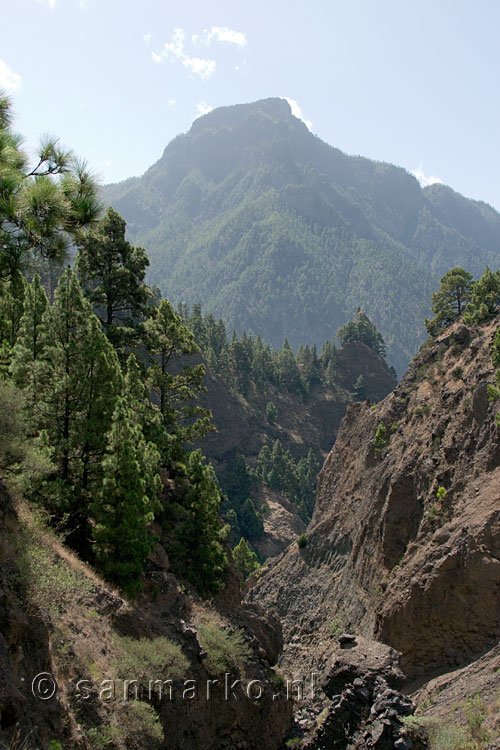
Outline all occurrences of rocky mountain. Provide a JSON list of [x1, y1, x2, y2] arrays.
[[103, 98, 500, 375], [250, 314, 500, 746]]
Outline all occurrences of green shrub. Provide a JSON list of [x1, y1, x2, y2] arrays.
[[452, 365, 464, 380], [464, 694, 489, 745], [426, 504, 440, 522], [432, 724, 468, 750], [487, 384, 500, 402], [114, 636, 188, 685], [269, 669, 286, 691], [329, 618, 343, 638], [122, 702, 163, 749], [87, 703, 163, 750], [297, 533, 308, 548], [86, 727, 118, 750], [197, 621, 251, 675], [436, 486, 447, 502], [373, 422, 387, 456]]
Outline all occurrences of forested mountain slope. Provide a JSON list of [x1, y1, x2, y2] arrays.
[[103, 97, 500, 374]]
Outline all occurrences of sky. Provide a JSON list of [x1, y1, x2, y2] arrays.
[[1, 0, 500, 210]]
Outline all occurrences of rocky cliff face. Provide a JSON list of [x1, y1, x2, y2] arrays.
[[250, 316, 500, 740]]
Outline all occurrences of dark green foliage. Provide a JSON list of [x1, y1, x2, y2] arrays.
[[491, 326, 500, 396], [184, 303, 345, 399], [373, 422, 388, 456], [321, 340, 337, 386], [76, 207, 151, 350], [221, 454, 252, 504], [0, 94, 101, 279], [0, 380, 52, 483], [352, 375, 366, 401], [219, 453, 263, 542], [337, 309, 386, 357], [265, 401, 278, 423], [28, 270, 123, 538], [463, 266, 500, 324], [254, 441, 319, 520], [10, 274, 48, 388], [170, 450, 227, 596], [144, 299, 213, 446], [0, 273, 25, 373], [297, 533, 308, 548], [425, 267, 473, 336], [239, 498, 264, 539], [92, 395, 161, 595], [492, 327, 500, 372], [232, 537, 260, 580]]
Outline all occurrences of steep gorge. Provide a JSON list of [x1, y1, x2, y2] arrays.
[[250, 315, 500, 744]]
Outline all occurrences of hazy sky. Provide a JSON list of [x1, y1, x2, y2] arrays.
[[2, 0, 500, 209]]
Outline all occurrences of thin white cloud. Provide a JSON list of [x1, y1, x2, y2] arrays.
[[285, 97, 313, 130], [411, 165, 443, 187], [194, 26, 247, 48], [197, 100, 213, 116], [0, 59, 22, 91], [168, 98, 176, 107], [143, 33, 152, 45], [152, 28, 216, 79], [104, 160, 112, 167], [36, 0, 88, 9], [183, 57, 216, 80]]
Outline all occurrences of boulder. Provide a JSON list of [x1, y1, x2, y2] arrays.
[[321, 637, 405, 697]]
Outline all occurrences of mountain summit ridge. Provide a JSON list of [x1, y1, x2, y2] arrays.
[[103, 97, 500, 373]]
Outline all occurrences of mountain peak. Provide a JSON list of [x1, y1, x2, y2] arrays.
[[189, 97, 292, 134]]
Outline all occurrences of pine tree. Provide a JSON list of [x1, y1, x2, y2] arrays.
[[0, 94, 101, 278], [76, 207, 150, 349], [171, 450, 227, 596], [31, 269, 122, 546], [463, 267, 500, 324], [10, 274, 48, 388], [276, 339, 304, 394], [144, 299, 213, 445], [233, 537, 260, 580], [0, 273, 25, 374], [188, 303, 207, 348], [425, 267, 474, 336], [92, 395, 161, 594], [352, 374, 366, 401], [239, 498, 264, 538], [324, 359, 336, 387], [337, 310, 386, 356]]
